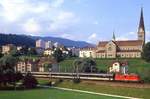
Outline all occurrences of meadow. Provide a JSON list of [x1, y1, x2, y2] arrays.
[[0, 88, 123, 99]]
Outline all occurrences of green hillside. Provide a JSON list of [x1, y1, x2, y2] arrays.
[[0, 33, 35, 47], [59, 58, 150, 82]]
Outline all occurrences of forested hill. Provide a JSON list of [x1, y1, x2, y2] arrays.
[[0, 33, 35, 47], [0, 33, 94, 48]]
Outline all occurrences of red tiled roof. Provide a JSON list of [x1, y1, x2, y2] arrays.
[[98, 40, 143, 47]]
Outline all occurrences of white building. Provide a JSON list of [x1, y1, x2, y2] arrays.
[[45, 41, 54, 49], [79, 47, 95, 58], [109, 61, 128, 74], [16, 60, 37, 73], [17, 46, 22, 51], [43, 48, 54, 56], [2, 44, 15, 54], [54, 42, 62, 48], [36, 39, 45, 49]]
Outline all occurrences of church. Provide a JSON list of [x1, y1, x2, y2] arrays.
[[79, 8, 146, 58]]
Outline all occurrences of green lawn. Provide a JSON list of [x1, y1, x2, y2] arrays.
[[57, 80, 150, 99], [37, 79, 150, 99], [0, 88, 123, 99]]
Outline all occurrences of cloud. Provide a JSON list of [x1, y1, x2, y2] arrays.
[[88, 33, 97, 39], [93, 21, 99, 25], [116, 31, 136, 40], [22, 18, 41, 35], [48, 11, 79, 32], [51, 0, 64, 8], [61, 33, 75, 40], [87, 33, 100, 43], [0, 0, 79, 36]]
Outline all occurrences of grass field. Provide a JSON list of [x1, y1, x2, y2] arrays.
[[37, 79, 150, 99], [59, 58, 150, 82], [56, 80, 150, 99], [0, 88, 123, 99]]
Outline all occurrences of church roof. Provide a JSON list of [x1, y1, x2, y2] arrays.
[[98, 40, 143, 47]]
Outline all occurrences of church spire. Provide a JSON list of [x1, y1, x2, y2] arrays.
[[112, 31, 116, 41], [138, 7, 145, 31], [138, 7, 145, 44]]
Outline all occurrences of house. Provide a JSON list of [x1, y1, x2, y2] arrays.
[[2, 44, 16, 54], [17, 46, 22, 51], [79, 47, 95, 58], [16, 59, 38, 73], [43, 48, 54, 56], [109, 61, 128, 74], [37, 57, 58, 72], [67, 47, 80, 57]]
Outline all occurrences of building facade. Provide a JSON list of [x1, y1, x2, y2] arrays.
[[43, 48, 53, 56], [2, 44, 15, 54], [79, 47, 95, 58], [45, 41, 54, 49], [16, 60, 38, 72], [36, 39, 45, 49]]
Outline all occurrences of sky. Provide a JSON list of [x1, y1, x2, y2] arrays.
[[0, 0, 150, 44]]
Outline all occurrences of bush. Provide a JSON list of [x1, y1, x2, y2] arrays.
[[140, 68, 150, 83], [58, 79, 63, 83], [22, 72, 38, 89], [73, 78, 80, 83], [15, 72, 23, 82], [142, 42, 150, 62]]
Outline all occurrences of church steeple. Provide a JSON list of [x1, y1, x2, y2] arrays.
[[138, 7, 145, 44], [112, 31, 116, 41]]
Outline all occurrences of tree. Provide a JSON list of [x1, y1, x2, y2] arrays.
[[0, 55, 19, 86], [9, 47, 20, 57], [0, 55, 17, 71], [67, 50, 72, 58], [53, 48, 63, 63], [0, 52, 3, 58], [27, 48, 37, 55], [15, 72, 23, 82], [73, 59, 82, 83], [82, 58, 97, 73], [73, 59, 83, 73], [44, 62, 52, 72], [73, 58, 98, 73], [19, 46, 29, 55], [142, 42, 150, 62], [22, 72, 38, 88]]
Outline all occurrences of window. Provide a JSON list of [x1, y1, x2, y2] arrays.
[[108, 47, 112, 51]]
